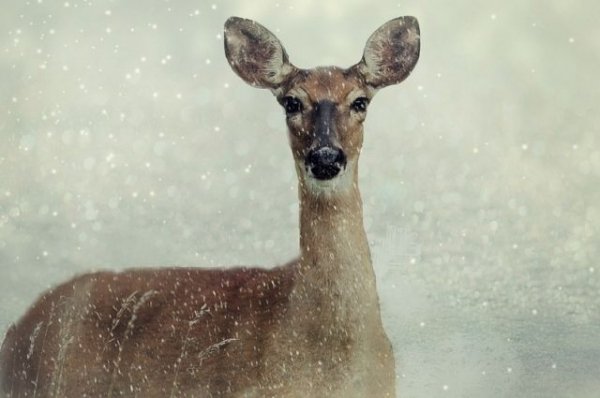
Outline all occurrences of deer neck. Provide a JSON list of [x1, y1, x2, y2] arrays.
[[293, 170, 381, 328]]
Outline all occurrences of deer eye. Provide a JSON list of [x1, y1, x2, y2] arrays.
[[351, 97, 369, 112], [282, 97, 302, 114]]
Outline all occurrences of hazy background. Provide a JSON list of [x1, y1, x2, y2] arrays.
[[1, 0, 599, 397]]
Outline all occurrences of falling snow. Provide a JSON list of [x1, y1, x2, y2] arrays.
[[1, 1, 599, 398]]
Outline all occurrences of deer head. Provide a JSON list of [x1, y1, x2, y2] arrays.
[[224, 17, 420, 195]]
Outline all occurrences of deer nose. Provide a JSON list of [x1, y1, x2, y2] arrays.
[[305, 146, 347, 180]]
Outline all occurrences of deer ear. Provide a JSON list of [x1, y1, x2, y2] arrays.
[[224, 17, 296, 89], [354, 16, 420, 89]]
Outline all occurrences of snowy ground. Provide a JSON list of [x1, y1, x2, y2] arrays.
[[1, 1, 599, 397]]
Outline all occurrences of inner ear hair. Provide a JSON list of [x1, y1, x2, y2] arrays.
[[224, 17, 297, 89], [354, 16, 420, 89]]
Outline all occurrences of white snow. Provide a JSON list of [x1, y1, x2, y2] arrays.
[[1, 1, 599, 397]]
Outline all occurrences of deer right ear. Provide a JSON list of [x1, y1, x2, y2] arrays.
[[224, 17, 296, 90], [354, 16, 420, 90]]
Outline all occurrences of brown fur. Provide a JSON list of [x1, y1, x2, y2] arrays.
[[1, 16, 421, 398], [277, 67, 370, 175], [1, 266, 299, 397]]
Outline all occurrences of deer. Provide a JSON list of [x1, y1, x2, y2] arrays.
[[0, 16, 420, 398]]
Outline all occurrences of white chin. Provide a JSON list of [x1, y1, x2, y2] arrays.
[[303, 167, 353, 195]]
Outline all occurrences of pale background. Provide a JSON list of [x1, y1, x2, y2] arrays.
[[1, 0, 599, 397]]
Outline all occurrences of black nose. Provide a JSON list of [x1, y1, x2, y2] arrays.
[[305, 147, 347, 180]]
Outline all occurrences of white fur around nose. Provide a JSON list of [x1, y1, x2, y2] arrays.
[[302, 159, 356, 197]]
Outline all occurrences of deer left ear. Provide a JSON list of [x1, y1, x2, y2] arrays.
[[224, 17, 296, 89], [354, 16, 420, 89]]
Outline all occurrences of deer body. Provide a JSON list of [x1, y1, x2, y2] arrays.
[[1, 16, 420, 398]]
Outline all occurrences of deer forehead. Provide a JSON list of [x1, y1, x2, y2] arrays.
[[285, 67, 367, 104]]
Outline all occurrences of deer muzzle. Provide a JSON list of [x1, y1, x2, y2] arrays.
[[305, 146, 347, 180]]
